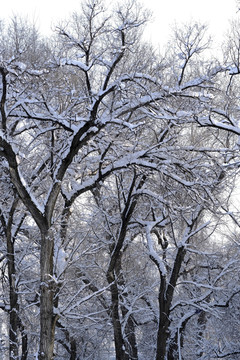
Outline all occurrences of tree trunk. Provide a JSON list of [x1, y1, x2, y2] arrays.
[[109, 279, 127, 360], [168, 315, 191, 360], [6, 213, 19, 360], [155, 280, 170, 360], [196, 310, 207, 357], [108, 271, 138, 360], [69, 338, 77, 360], [116, 257, 138, 360], [39, 230, 57, 360], [155, 246, 186, 360], [121, 309, 138, 360], [8, 244, 19, 360], [19, 320, 28, 360]]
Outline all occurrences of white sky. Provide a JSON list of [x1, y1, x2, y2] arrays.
[[0, 0, 239, 48]]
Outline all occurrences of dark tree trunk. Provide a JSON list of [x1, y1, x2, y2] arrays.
[[116, 257, 138, 360], [196, 310, 207, 357], [20, 322, 28, 360], [108, 277, 127, 360], [1, 199, 29, 360], [155, 246, 186, 360], [69, 338, 77, 360], [155, 275, 169, 360], [8, 247, 19, 360], [121, 308, 138, 360], [167, 314, 191, 360], [106, 174, 145, 360], [39, 231, 58, 360], [6, 203, 19, 360]]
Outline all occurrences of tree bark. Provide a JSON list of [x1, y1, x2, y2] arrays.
[[155, 275, 169, 360], [0, 198, 29, 360], [7, 234, 19, 360], [4, 200, 20, 360], [107, 271, 127, 360], [121, 307, 138, 360], [19, 320, 28, 360], [116, 256, 138, 360], [155, 246, 186, 360], [39, 230, 58, 360]]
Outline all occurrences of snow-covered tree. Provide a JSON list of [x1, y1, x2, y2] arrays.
[[0, 1, 240, 360]]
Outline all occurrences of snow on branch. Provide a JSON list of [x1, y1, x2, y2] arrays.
[[145, 221, 167, 276], [196, 114, 240, 135], [0, 130, 46, 231], [58, 58, 91, 72]]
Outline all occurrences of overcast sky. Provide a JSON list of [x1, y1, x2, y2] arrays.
[[0, 0, 239, 47]]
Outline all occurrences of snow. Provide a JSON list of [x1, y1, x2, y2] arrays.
[[145, 223, 167, 276], [59, 58, 90, 72], [14, 61, 27, 71], [227, 65, 240, 75], [54, 245, 67, 276], [18, 169, 44, 214]]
